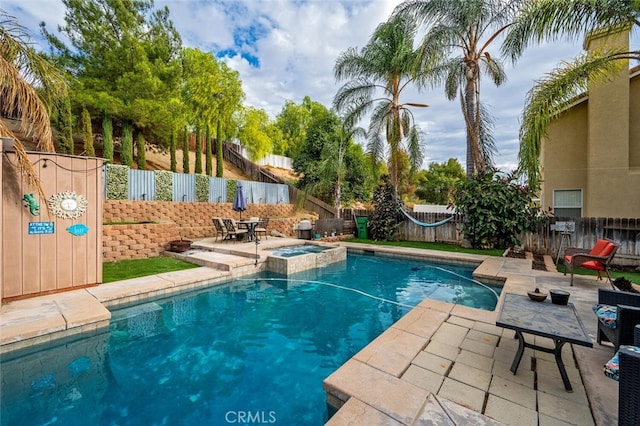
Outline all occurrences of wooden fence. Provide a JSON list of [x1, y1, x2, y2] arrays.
[[341, 209, 640, 265], [522, 217, 640, 265]]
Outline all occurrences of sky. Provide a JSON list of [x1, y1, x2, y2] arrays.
[[4, 0, 639, 172]]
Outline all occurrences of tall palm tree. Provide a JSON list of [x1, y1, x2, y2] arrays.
[[502, 0, 640, 189], [394, 0, 523, 178], [1, 10, 66, 200], [333, 15, 427, 192]]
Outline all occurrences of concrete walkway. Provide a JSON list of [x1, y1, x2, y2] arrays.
[[0, 240, 621, 425]]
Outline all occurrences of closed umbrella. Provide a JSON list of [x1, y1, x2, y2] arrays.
[[232, 181, 247, 220]]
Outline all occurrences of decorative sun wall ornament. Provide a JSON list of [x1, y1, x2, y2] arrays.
[[48, 191, 88, 220]]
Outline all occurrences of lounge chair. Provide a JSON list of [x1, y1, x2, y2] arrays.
[[602, 325, 640, 425], [212, 217, 227, 242], [255, 218, 269, 240], [222, 218, 248, 242], [593, 288, 640, 350], [563, 238, 620, 287]]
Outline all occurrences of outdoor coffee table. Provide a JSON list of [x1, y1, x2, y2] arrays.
[[496, 292, 592, 391]]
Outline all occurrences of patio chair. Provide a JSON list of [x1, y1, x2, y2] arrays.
[[602, 325, 640, 425], [563, 238, 620, 287], [212, 217, 228, 242], [593, 288, 640, 350], [255, 218, 269, 240], [222, 218, 248, 242]]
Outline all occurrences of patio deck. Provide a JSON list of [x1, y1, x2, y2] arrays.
[[0, 239, 619, 425]]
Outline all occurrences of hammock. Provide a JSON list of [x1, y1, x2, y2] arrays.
[[398, 205, 455, 227]]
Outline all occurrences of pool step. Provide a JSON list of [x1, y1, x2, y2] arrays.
[[167, 249, 258, 271]]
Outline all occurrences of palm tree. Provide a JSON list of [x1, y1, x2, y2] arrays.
[[502, 0, 640, 189], [333, 15, 427, 193], [318, 118, 366, 218], [393, 0, 523, 177], [1, 10, 66, 199]]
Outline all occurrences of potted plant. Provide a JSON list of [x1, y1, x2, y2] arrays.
[[168, 237, 192, 253]]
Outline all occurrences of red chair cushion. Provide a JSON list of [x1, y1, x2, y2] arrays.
[[582, 260, 605, 271], [598, 242, 615, 258], [589, 240, 609, 256]]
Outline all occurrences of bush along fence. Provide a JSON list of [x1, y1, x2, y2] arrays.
[[104, 164, 290, 204]]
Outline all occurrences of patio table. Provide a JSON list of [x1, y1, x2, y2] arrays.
[[238, 220, 258, 242], [496, 292, 592, 391]]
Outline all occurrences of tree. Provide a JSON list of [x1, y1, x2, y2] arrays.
[[54, 95, 74, 154], [503, 0, 640, 189], [194, 128, 202, 174], [238, 107, 273, 161], [416, 158, 465, 204], [216, 121, 223, 177], [169, 129, 177, 172], [293, 103, 373, 208], [394, 0, 522, 177], [102, 111, 113, 162], [317, 120, 367, 217], [182, 127, 189, 173], [334, 15, 426, 192], [136, 133, 146, 169], [275, 99, 313, 158], [1, 10, 66, 200], [81, 107, 95, 157], [121, 121, 133, 166], [205, 125, 212, 176], [41, 0, 183, 149]]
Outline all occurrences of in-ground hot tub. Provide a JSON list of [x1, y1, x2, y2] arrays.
[[267, 243, 346, 274], [269, 244, 329, 258]]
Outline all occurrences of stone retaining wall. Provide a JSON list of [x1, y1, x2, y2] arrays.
[[102, 200, 317, 261]]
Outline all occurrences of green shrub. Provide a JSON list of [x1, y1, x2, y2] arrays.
[[106, 164, 129, 200], [368, 175, 402, 241], [155, 170, 173, 201], [453, 169, 543, 249], [226, 179, 237, 202], [195, 174, 209, 202]]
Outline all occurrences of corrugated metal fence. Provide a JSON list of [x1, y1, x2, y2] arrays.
[[108, 168, 290, 204]]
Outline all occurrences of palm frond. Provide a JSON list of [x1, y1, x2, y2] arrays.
[[503, 0, 639, 63]]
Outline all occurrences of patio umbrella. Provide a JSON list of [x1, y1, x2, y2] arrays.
[[232, 181, 247, 220]]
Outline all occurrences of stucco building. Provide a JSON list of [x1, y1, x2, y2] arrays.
[[540, 28, 640, 218]]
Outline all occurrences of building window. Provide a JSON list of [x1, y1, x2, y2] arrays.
[[553, 189, 582, 217]]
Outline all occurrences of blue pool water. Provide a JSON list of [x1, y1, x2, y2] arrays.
[[0, 253, 501, 426], [269, 244, 329, 257]]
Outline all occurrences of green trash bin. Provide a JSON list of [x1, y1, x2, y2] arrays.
[[356, 217, 368, 239]]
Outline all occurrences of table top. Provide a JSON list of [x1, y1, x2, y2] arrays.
[[496, 293, 592, 347]]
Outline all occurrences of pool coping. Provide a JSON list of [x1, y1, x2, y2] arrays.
[[0, 239, 617, 424]]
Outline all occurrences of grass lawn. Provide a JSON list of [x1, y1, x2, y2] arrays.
[[102, 256, 200, 283], [557, 264, 640, 285], [342, 239, 505, 257]]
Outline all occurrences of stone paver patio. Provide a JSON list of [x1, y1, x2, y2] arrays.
[[0, 239, 620, 425]]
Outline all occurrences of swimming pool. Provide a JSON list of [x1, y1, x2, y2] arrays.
[[0, 252, 501, 425]]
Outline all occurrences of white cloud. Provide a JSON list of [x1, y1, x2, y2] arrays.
[[3, 0, 637, 172]]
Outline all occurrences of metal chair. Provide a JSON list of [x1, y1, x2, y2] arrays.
[[212, 217, 227, 242], [563, 238, 620, 287], [222, 218, 248, 242], [255, 218, 269, 240]]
